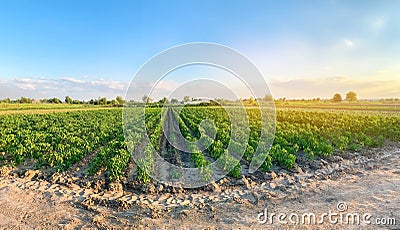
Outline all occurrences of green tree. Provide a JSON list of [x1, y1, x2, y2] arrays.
[[332, 93, 342, 102], [99, 97, 107, 105], [0, 98, 11, 103], [142, 95, 151, 104], [109, 99, 117, 105], [158, 97, 168, 104], [50, 98, 61, 104], [65, 96, 73, 104], [19, 97, 32, 103], [170, 98, 179, 104], [346, 91, 357, 101], [116, 96, 125, 105], [183, 96, 190, 102]]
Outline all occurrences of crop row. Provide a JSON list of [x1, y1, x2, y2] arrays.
[[1, 106, 399, 183]]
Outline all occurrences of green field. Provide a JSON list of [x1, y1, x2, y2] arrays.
[[0, 103, 119, 115], [1, 102, 399, 184]]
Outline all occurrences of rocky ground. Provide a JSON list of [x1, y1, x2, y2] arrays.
[[0, 142, 399, 229]]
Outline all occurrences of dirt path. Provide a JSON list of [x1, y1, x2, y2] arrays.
[[0, 180, 96, 229], [0, 144, 399, 229]]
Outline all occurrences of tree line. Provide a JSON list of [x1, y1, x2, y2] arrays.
[[1, 91, 398, 105], [0, 96, 126, 105], [332, 91, 357, 102]]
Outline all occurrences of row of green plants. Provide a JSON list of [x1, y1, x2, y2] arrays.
[[1, 106, 399, 183], [0, 110, 122, 171], [123, 108, 163, 182], [179, 106, 400, 172], [171, 108, 213, 181], [179, 107, 242, 178]]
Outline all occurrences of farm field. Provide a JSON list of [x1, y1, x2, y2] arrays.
[[2, 0, 400, 228], [1, 105, 399, 182], [0, 103, 118, 115], [0, 103, 399, 228]]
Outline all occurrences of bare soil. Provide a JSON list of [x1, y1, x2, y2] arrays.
[[0, 143, 399, 229]]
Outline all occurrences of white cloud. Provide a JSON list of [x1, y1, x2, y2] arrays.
[[1, 75, 399, 100], [14, 78, 49, 84], [0, 77, 128, 100], [14, 78, 34, 83], [372, 17, 385, 30], [61, 77, 85, 84], [91, 79, 126, 91], [152, 80, 180, 91], [15, 83, 36, 90], [343, 39, 354, 48]]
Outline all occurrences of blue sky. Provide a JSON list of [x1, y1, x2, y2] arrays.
[[0, 0, 399, 100]]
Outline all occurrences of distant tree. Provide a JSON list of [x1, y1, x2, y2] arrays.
[[72, 99, 81, 104], [332, 93, 342, 102], [142, 95, 152, 104], [109, 99, 118, 105], [264, 94, 273, 101], [170, 98, 179, 104], [48, 98, 61, 104], [346, 91, 357, 101], [99, 97, 107, 105], [18, 97, 32, 103], [158, 97, 168, 104], [0, 98, 11, 103], [183, 96, 190, 102], [115, 96, 124, 105], [65, 96, 73, 104]]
